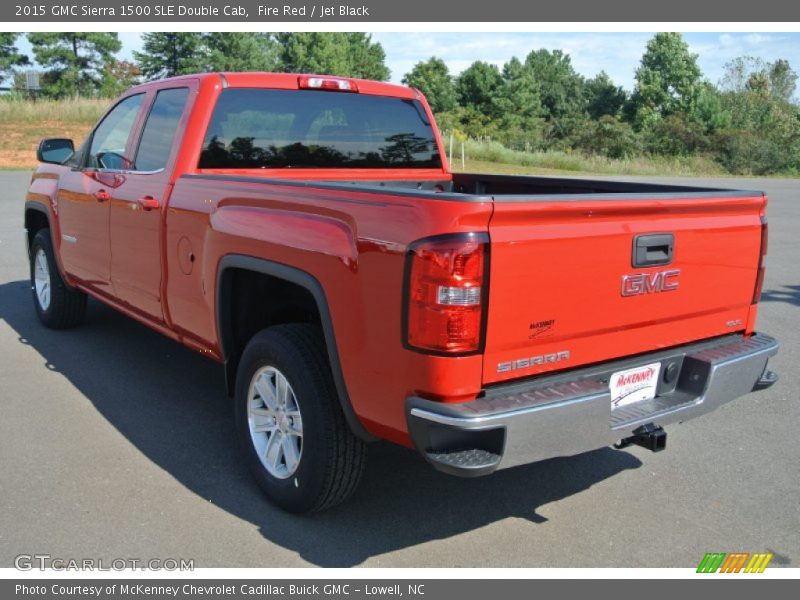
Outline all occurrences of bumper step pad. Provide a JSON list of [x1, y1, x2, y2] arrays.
[[426, 449, 501, 477]]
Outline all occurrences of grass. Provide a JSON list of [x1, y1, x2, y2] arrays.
[[0, 96, 105, 169], [0, 96, 108, 123], [450, 139, 728, 177]]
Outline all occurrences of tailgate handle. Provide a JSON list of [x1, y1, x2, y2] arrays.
[[633, 233, 674, 267]]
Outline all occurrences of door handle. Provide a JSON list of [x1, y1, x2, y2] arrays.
[[632, 233, 674, 267], [94, 189, 111, 202], [137, 196, 160, 211]]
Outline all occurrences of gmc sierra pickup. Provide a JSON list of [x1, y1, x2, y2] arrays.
[[25, 73, 779, 512]]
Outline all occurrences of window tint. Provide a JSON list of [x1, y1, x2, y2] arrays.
[[135, 88, 189, 172], [88, 94, 144, 170], [199, 89, 441, 169]]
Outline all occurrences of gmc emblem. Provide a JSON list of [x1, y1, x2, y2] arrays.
[[621, 269, 680, 296]]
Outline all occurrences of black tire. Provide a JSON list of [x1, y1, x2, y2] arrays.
[[30, 229, 87, 329], [235, 324, 366, 513]]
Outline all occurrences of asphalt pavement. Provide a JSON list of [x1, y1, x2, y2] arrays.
[[0, 171, 797, 568]]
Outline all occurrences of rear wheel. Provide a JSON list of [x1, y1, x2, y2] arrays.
[[30, 229, 87, 329], [235, 324, 366, 512]]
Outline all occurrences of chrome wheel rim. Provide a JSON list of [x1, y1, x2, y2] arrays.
[[247, 366, 303, 479], [33, 248, 51, 311]]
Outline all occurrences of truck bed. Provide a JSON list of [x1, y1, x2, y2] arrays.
[[187, 171, 761, 201], [179, 170, 765, 388]]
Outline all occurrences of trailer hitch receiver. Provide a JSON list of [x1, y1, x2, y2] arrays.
[[615, 423, 667, 452]]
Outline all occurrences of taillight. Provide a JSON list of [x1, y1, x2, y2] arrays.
[[404, 233, 489, 355], [297, 76, 359, 92], [752, 217, 768, 304]]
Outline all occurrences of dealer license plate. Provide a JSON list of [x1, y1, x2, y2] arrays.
[[610, 362, 661, 409]]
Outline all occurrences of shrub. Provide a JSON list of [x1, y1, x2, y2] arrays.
[[573, 116, 642, 159], [645, 114, 710, 157], [714, 129, 799, 175]]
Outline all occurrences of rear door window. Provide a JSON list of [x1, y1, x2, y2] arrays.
[[134, 87, 189, 172]]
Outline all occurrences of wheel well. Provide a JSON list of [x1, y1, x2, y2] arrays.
[[218, 267, 322, 396], [25, 208, 50, 254]]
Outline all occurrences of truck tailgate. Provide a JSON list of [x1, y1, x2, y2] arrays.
[[483, 193, 766, 385]]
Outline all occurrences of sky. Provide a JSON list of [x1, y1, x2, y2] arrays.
[[11, 31, 800, 93]]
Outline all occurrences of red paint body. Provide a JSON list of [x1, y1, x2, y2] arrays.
[[25, 73, 768, 447]]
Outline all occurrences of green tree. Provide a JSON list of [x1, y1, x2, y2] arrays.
[[721, 56, 797, 102], [276, 33, 389, 80], [584, 71, 627, 119], [455, 61, 502, 116], [721, 56, 761, 93], [720, 56, 798, 129], [716, 56, 800, 174], [277, 33, 348, 75], [99, 59, 141, 97], [204, 33, 279, 72], [490, 57, 545, 146], [687, 82, 729, 132], [344, 33, 390, 81], [524, 49, 585, 118], [402, 57, 457, 113], [768, 59, 797, 102], [0, 33, 29, 83], [630, 32, 702, 126], [134, 33, 206, 80], [720, 57, 773, 129], [28, 32, 121, 97]]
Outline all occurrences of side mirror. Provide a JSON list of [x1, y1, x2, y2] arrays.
[[37, 138, 74, 164]]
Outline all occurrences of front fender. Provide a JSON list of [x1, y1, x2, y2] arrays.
[[25, 170, 68, 278]]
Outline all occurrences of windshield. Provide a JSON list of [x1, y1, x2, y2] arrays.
[[198, 88, 442, 169]]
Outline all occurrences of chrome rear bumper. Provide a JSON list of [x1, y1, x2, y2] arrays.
[[406, 333, 779, 477]]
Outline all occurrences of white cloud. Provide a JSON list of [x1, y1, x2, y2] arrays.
[[743, 33, 772, 46], [719, 34, 735, 47]]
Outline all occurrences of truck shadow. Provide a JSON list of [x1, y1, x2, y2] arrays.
[[0, 279, 642, 567], [760, 284, 800, 307]]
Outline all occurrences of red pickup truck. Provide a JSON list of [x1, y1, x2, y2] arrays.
[[25, 73, 779, 512]]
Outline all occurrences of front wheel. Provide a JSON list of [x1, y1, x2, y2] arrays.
[[235, 324, 366, 512], [30, 229, 87, 329]]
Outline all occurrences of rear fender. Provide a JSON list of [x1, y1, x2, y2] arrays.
[[215, 255, 375, 442], [210, 205, 358, 270]]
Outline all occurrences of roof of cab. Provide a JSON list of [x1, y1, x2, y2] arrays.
[[129, 72, 419, 99]]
